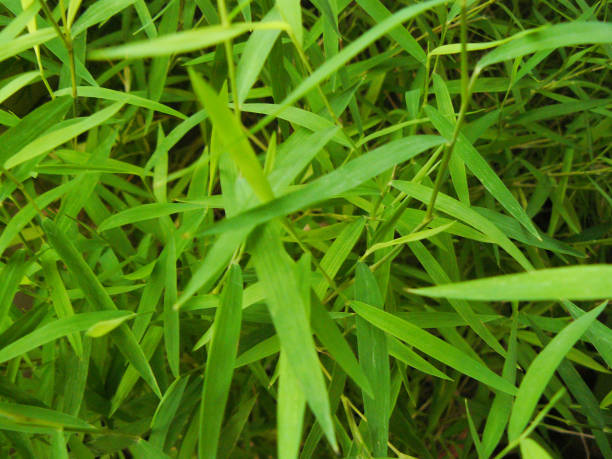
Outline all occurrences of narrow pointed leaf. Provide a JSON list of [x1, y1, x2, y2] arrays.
[[412, 265, 612, 301], [200, 136, 444, 236], [0, 311, 134, 363], [350, 301, 517, 395], [89, 22, 288, 59], [41, 219, 161, 397], [199, 264, 243, 459], [252, 224, 337, 451], [507, 302, 607, 440]]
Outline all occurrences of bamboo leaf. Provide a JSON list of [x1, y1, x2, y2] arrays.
[[252, 223, 337, 452], [42, 219, 161, 397], [199, 264, 243, 459], [355, 262, 390, 456], [350, 301, 517, 395], [507, 302, 607, 440], [0, 311, 134, 363], [411, 266, 612, 301], [199, 136, 444, 237], [4, 103, 124, 169], [89, 22, 288, 60], [476, 22, 612, 72], [188, 68, 274, 202]]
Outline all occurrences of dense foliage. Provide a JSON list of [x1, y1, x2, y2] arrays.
[[0, 0, 611, 457]]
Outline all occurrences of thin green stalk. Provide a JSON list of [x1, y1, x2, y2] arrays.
[[39, 0, 78, 117], [288, 36, 363, 160], [370, 143, 445, 245], [292, 43, 342, 129], [1, 169, 46, 218], [492, 388, 566, 459], [0, 204, 35, 254], [281, 218, 344, 301], [34, 49, 54, 99], [459, 0, 469, 104], [58, 0, 68, 29], [421, 0, 486, 230], [217, 0, 241, 119]]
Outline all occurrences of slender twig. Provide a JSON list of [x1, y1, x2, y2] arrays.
[[39, 0, 78, 118], [217, 0, 241, 120], [492, 388, 567, 459], [422, 0, 477, 227]]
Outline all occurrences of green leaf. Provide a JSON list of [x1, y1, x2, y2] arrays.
[[277, 351, 306, 459], [4, 102, 125, 169], [199, 136, 444, 237], [235, 8, 282, 105], [355, 262, 390, 456], [355, 0, 425, 62], [425, 105, 540, 239], [0, 1, 41, 44], [150, 376, 189, 449], [311, 297, 374, 397], [89, 22, 288, 59], [350, 301, 517, 395], [85, 313, 137, 337], [269, 126, 340, 192], [71, 0, 136, 36], [387, 337, 450, 380], [272, 0, 448, 111], [130, 438, 172, 459], [174, 126, 346, 311], [0, 250, 30, 326], [365, 221, 456, 257], [132, 0, 157, 38], [217, 397, 257, 459], [110, 327, 163, 415], [512, 98, 612, 125], [199, 264, 243, 459], [314, 217, 365, 298], [408, 241, 506, 356], [0, 71, 39, 105], [0, 97, 72, 170], [235, 335, 280, 368], [541, 335, 612, 456], [392, 181, 533, 271], [0, 28, 56, 62], [98, 201, 223, 231], [251, 223, 337, 452], [507, 302, 607, 440], [54, 86, 186, 119], [188, 68, 274, 202], [0, 181, 76, 257], [481, 316, 518, 457], [430, 28, 542, 56], [411, 265, 612, 301], [0, 110, 19, 127], [0, 311, 134, 363], [164, 235, 180, 377], [519, 438, 554, 459], [473, 206, 584, 258], [277, 0, 303, 46], [174, 230, 248, 310], [0, 305, 49, 353], [601, 389, 612, 409], [0, 402, 96, 432], [40, 248, 82, 356], [66, 0, 83, 28], [562, 300, 612, 370], [41, 219, 161, 397], [476, 22, 612, 72], [2, 1, 609, 455], [240, 103, 351, 147]]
